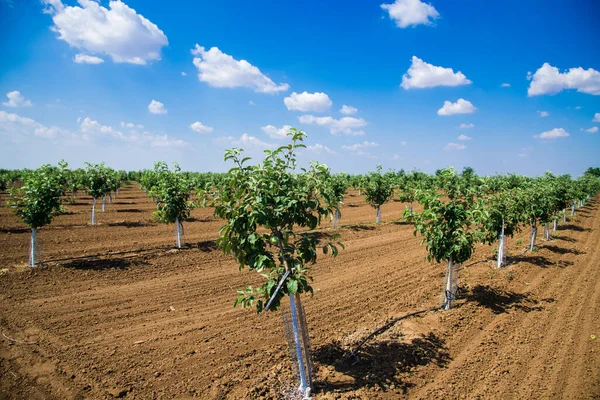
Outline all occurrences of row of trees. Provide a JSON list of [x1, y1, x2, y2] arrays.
[[1, 131, 599, 398]]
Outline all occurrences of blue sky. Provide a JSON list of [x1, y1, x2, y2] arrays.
[[0, 0, 599, 176]]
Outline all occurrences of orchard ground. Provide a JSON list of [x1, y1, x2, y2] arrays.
[[1, 184, 599, 399]]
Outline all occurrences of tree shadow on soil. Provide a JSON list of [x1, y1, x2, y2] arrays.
[[61, 257, 147, 271], [195, 240, 217, 252], [465, 285, 546, 314], [347, 224, 375, 231], [391, 220, 412, 226], [116, 208, 144, 213], [313, 333, 450, 395], [543, 244, 585, 255], [555, 235, 576, 243], [107, 221, 147, 228], [560, 224, 591, 232], [0, 227, 30, 234], [507, 254, 554, 268]]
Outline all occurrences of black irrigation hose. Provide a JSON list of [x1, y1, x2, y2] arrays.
[[348, 306, 440, 359]]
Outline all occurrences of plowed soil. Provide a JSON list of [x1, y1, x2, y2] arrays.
[[1, 185, 599, 399]]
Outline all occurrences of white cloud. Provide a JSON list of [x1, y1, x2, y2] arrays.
[[181, 72, 187, 76], [298, 115, 367, 136], [189, 121, 213, 133], [340, 105, 358, 115], [444, 142, 466, 151], [459, 123, 474, 129], [527, 63, 600, 96], [80, 117, 124, 140], [391, 154, 400, 160], [73, 53, 104, 64], [249, 100, 256, 105], [518, 153, 528, 158], [457, 134, 471, 141], [534, 128, 570, 139], [537, 110, 550, 117], [81, 116, 184, 147], [581, 127, 598, 133], [401, 140, 407, 146], [381, 0, 439, 28], [120, 121, 143, 130], [501, 83, 511, 87], [593, 113, 600, 122], [191, 45, 289, 94], [43, 0, 168, 65], [216, 133, 274, 149], [342, 141, 379, 151], [148, 100, 167, 114], [261, 124, 292, 139], [0, 110, 72, 139], [305, 143, 336, 154], [284, 92, 332, 112], [401, 56, 471, 89], [2, 91, 32, 107], [437, 99, 476, 116], [574, 106, 582, 110]]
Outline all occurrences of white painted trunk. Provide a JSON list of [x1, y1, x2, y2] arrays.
[[497, 222, 505, 268], [444, 256, 454, 310], [376, 206, 381, 224], [102, 196, 106, 212], [176, 217, 182, 249], [530, 225, 537, 251], [29, 228, 37, 267], [91, 198, 96, 225]]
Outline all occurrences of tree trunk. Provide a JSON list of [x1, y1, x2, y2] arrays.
[[544, 224, 549, 240], [409, 203, 413, 217], [497, 221, 505, 268], [530, 224, 537, 251], [175, 217, 182, 248], [553, 217, 557, 231], [91, 198, 96, 225], [288, 294, 312, 399], [29, 228, 37, 267], [563, 209, 567, 223], [444, 256, 454, 310], [571, 204, 575, 216], [376, 206, 381, 224], [333, 209, 340, 230], [102, 196, 106, 212]]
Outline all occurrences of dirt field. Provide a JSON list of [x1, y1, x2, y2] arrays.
[[1, 184, 599, 399]]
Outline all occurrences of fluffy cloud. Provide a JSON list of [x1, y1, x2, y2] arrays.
[[459, 123, 474, 129], [191, 45, 289, 94], [527, 63, 600, 96], [261, 124, 292, 139], [189, 121, 213, 133], [534, 128, 570, 139], [0, 110, 71, 139], [537, 110, 550, 117], [582, 127, 598, 133], [148, 100, 167, 114], [73, 53, 104, 64], [340, 105, 358, 115], [120, 121, 143, 130], [2, 91, 32, 107], [284, 92, 332, 112], [342, 141, 379, 151], [80, 116, 185, 147], [401, 56, 471, 89], [43, 0, 168, 65], [437, 99, 476, 116], [381, 0, 439, 28], [501, 83, 511, 87], [216, 133, 274, 149], [444, 142, 466, 151], [305, 143, 336, 154], [298, 115, 366, 135], [457, 134, 471, 141], [593, 113, 600, 122], [181, 72, 187, 76]]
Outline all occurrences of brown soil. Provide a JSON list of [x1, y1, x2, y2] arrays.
[[1, 185, 599, 399]]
